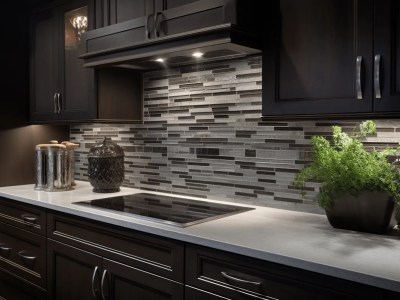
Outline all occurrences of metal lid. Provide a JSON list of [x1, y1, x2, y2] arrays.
[[88, 137, 124, 158]]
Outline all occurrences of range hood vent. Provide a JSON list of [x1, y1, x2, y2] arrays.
[[79, 0, 262, 70]]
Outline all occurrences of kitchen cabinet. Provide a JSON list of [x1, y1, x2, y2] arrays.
[[185, 244, 387, 300], [262, 0, 400, 118], [30, 0, 143, 123], [47, 211, 184, 299], [30, 0, 96, 122], [81, 0, 262, 68], [0, 198, 47, 300]]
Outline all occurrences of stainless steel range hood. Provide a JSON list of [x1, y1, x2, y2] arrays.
[[79, 0, 262, 70]]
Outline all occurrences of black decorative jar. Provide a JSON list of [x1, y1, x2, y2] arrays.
[[88, 137, 124, 193]]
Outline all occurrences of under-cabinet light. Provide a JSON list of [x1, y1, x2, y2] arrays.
[[192, 52, 204, 58]]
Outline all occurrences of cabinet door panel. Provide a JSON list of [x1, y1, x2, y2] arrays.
[[47, 239, 102, 300], [30, 11, 58, 122], [263, 0, 373, 116], [103, 258, 184, 300], [58, 1, 96, 120], [109, 0, 148, 25], [373, 0, 400, 111]]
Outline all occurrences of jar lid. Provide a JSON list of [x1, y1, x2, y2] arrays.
[[88, 137, 124, 158]]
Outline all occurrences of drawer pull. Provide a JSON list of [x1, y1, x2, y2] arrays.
[[21, 214, 38, 224], [221, 271, 262, 286], [0, 244, 11, 257], [101, 269, 109, 300], [18, 251, 36, 266], [91, 266, 101, 299]]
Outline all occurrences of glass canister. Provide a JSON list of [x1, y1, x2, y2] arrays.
[[88, 137, 125, 193]]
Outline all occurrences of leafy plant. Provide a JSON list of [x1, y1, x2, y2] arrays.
[[294, 120, 400, 209]]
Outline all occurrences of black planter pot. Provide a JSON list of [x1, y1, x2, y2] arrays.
[[325, 191, 396, 234]]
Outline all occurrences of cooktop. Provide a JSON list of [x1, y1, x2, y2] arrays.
[[74, 193, 254, 227]]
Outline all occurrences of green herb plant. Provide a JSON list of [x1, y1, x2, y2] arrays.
[[294, 120, 400, 209]]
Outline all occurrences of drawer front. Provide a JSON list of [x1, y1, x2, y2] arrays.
[[47, 211, 184, 282], [186, 245, 384, 300], [0, 197, 46, 236], [0, 222, 46, 288]]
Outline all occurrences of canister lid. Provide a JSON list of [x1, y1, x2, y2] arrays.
[[88, 137, 124, 158]]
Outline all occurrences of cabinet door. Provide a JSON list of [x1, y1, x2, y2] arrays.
[[373, 0, 400, 111], [29, 10, 59, 122], [102, 258, 184, 300], [109, 0, 150, 25], [263, 0, 374, 117], [47, 239, 102, 300], [57, 0, 97, 121], [153, 0, 231, 38]]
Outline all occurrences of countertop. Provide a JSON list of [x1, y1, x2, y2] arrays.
[[0, 181, 400, 292]]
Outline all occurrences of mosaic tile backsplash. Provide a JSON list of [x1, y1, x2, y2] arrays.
[[71, 55, 400, 214]]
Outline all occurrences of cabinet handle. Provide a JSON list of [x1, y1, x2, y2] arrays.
[[100, 269, 109, 300], [21, 213, 38, 224], [57, 93, 62, 114], [0, 244, 11, 257], [53, 93, 58, 114], [221, 271, 262, 286], [154, 12, 162, 38], [356, 56, 363, 99], [18, 251, 36, 266], [374, 54, 382, 99], [91, 266, 101, 299], [146, 14, 153, 39]]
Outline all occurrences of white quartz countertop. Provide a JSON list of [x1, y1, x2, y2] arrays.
[[1, 181, 400, 292]]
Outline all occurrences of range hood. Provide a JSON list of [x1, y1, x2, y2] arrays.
[[79, 0, 262, 70]]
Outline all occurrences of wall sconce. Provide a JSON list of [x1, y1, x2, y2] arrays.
[[70, 15, 88, 41]]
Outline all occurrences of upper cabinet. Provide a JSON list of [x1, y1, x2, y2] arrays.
[[81, 0, 262, 68], [30, 0, 96, 122], [30, 0, 143, 124], [262, 0, 400, 118]]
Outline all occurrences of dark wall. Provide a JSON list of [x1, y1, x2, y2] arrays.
[[0, 2, 69, 186]]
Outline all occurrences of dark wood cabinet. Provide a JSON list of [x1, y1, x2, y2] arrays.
[[30, 0, 143, 124], [0, 199, 47, 300], [30, 0, 97, 123], [47, 211, 184, 299], [186, 244, 388, 300], [81, 0, 262, 68], [262, 0, 400, 118]]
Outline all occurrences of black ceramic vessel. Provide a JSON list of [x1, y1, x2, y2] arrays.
[[325, 191, 396, 234], [88, 137, 125, 193]]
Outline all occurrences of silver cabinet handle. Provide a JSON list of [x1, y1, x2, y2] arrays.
[[374, 54, 382, 99], [18, 250, 36, 266], [0, 244, 11, 257], [154, 12, 163, 38], [53, 92, 58, 114], [57, 93, 62, 114], [21, 213, 38, 224], [100, 269, 109, 300], [91, 266, 101, 299], [221, 271, 262, 286], [145, 14, 153, 39], [356, 56, 363, 99]]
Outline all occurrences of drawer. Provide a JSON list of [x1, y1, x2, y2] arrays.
[[47, 211, 184, 282], [0, 267, 46, 300], [0, 197, 46, 236], [0, 222, 46, 288], [185, 244, 384, 300]]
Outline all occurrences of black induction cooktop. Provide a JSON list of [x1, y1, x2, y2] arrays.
[[74, 193, 254, 227]]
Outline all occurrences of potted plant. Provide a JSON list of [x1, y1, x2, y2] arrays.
[[294, 120, 400, 234]]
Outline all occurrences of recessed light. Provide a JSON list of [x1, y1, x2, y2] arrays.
[[192, 52, 204, 58], [155, 58, 165, 62]]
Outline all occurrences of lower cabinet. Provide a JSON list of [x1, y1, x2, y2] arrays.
[[47, 239, 184, 300], [185, 244, 388, 300]]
